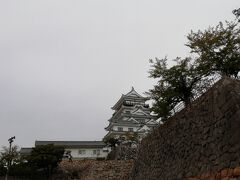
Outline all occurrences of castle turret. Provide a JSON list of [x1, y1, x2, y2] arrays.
[[104, 87, 158, 140]]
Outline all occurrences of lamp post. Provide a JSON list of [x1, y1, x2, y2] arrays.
[[5, 136, 15, 180]]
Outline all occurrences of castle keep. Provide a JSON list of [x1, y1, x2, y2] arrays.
[[105, 87, 158, 140]]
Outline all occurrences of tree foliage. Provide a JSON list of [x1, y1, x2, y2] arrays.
[[104, 132, 139, 147], [0, 163, 7, 176], [0, 144, 64, 177], [8, 162, 32, 177], [148, 11, 240, 121], [104, 136, 120, 147], [0, 145, 30, 176], [187, 21, 240, 78], [27, 144, 65, 177], [233, 8, 240, 21], [0, 145, 20, 171], [124, 132, 139, 143], [148, 57, 204, 120]]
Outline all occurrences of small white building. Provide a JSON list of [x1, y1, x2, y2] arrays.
[[21, 141, 110, 159], [35, 141, 110, 159]]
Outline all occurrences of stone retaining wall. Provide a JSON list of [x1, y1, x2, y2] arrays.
[[131, 78, 240, 180], [59, 159, 133, 180], [187, 166, 240, 180]]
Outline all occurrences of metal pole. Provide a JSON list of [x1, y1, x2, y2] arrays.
[[5, 136, 15, 180]]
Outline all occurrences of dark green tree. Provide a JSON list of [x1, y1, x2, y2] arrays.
[[186, 21, 240, 78], [27, 144, 64, 178], [8, 161, 32, 177], [148, 57, 205, 121], [104, 136, 120, 147], [0, 163, 7, 176]]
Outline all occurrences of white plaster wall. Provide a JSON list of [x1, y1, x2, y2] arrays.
[[65, 147, 110, 159]]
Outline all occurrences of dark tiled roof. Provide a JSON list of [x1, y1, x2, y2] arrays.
[[20, 148, 33, 155], [35, 141, 106, 148]]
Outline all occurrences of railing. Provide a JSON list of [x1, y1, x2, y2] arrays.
[[170, 75, 222, 116]]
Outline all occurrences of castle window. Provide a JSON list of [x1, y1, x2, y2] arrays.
[[123, 101, 134, 106], [93, 149, 100, 155], [118, 127, 123, 131], [78, 149, 86, 155], [128, 128, 133, 132]]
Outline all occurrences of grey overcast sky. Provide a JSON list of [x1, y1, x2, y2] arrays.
[[0, 0, 239, 147]]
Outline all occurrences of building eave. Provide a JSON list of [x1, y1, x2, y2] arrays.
[[111, 88, 149, 110], [111, 94, 125, 110], [105, 123, 113, 131], [35, 141, 106, 149]]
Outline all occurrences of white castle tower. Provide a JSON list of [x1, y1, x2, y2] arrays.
[[104, 87, 158, 140]]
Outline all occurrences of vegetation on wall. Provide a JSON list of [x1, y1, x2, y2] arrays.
[[148, 57, 206, 121]]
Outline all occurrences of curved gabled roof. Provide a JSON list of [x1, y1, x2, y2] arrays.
[[125, 87, 144, 97], [111, 87, 148, 110]]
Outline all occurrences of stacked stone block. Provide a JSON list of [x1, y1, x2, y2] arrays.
[[131, 78, 240, 180], [59, 159, 133, 180], [187, 166, 240, 180]]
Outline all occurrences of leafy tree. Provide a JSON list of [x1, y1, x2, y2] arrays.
[[0, 145, 20, 175], [0, 163, 7, 176], [186, 21, 240, 78], [149, 10, 240, 121], [104, 136, 120, 147], [125, 132, 139, 143], [148, 57, 205, 121], [8, 162, 32, 177], [27, 144, 64, 178], [0, 144, 64, 178], [233, 8, 240, 21]]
